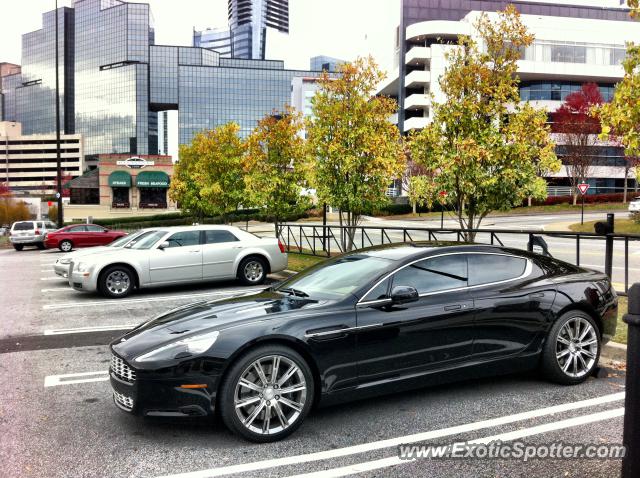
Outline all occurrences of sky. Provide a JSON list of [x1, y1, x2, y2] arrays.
[[0, 0, 400, 75]]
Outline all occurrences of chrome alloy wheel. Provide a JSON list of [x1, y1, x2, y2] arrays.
[[234, 355, 307, 435], [555, 317, 599, 378], [105, 270, 131, 296], [60, 241, 72, 252], [243, 260, 264, 283]]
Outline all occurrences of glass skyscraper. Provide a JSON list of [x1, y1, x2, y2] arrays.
[[3, 0, 322, 162], [194, 0, 289, 60]]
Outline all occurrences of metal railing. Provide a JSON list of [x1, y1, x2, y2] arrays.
[[275, 223, 640, 295]]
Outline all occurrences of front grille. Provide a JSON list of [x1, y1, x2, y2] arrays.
[[110, 354, 136, 383], [113, 391, 134, 411]]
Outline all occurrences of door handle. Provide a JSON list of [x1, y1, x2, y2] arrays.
[[530, 292, 545, 298], [188, 249, 201, 253], [444, 304, 462, 311]]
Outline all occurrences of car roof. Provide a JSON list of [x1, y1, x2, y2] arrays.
[[154, 224, 244, 233], [354, 242, 522, 261]]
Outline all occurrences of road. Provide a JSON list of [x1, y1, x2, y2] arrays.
[[0, 245, 631, 478]]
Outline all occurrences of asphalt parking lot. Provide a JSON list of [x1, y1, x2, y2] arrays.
[[0, 246, 630, 478]]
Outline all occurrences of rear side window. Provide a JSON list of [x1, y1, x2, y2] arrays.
[[468, 254, 527, 286], [68, 225, 87, 232], [205, 230, 239, 244], [86, 225, 105, 232], [12, 222, 33, 231], [392, 255, 468, 294], [45, 222, 57, 229], [37, 222, 44, 228]]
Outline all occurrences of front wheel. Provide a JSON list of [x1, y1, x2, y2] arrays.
[[98, 266, 134, 298], [59, 240, 73, 252], [238, 256, 268, 286], [219, 345, 314, 442], [541, 312, 601, 385]]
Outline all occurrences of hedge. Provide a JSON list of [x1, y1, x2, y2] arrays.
[[532, 193, 627, 206]]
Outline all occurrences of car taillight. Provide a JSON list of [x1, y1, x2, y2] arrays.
[[34, 229, 40, 235], [278, 240, 285, 253]]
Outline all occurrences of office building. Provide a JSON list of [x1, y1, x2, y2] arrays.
[[0, 121, 83, 195], [194, 0, 289, 60], [3, 0, 322, 163], [378, 0, 639, 194], [310, 56, 345, 72], [1, 63, 22, 122]]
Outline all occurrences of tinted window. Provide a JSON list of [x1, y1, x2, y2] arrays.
[[166, 231, 200, 248], [68, 225, 87, 232], [205, 230, 239, 244], [37, 222, 44, 228], [362, 278, 390, 302], [392, 255, 468, 294], [468, 254, 527, 286], [86, 225, 105, 232], [45, 222, 57, 229], [126, 230, 166, 250], [13, 222, 34, 231]]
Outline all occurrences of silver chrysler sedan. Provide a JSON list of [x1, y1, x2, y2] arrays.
[[67, 225, 288, 298]]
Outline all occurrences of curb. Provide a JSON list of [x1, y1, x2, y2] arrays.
[[601, 341, 627, 362]]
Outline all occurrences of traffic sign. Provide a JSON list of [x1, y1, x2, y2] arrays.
[[55, 192, 61, 199], [47, 201, 53, 207], [578, 183, 590, 195]]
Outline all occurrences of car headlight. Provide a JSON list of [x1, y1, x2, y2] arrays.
[[134, 330, 220, 363], [58, 258, 71, 265], [75, 262, 92, 273]]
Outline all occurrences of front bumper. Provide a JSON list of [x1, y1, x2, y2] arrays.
[[109, 354, 221, 418], [54, 263, 70, 278], [70, 270, 97, 292]]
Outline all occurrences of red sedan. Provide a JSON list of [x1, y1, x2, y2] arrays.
[[45, 224, 127, 252]]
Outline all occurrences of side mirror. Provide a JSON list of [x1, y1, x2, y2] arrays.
[[390, 285, 419, 305], [158, 241, 170, 250]]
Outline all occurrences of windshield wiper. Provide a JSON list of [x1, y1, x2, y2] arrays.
[[280, 287, 309, 298]]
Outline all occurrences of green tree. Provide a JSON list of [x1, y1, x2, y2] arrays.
[[598, 1, 640, 202], [409, 7, 559, 240], [245, 106, 310, 234], [169, 123, 246, 223], [306, 56, 406, 250]]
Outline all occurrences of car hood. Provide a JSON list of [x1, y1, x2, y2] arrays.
[[111, 290, 336, 361], [58, 246, 109, 262], [75, 246, 143, 261]]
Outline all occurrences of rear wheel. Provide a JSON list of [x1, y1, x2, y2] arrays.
[[98, 266, 134, 298], [13, 244, 23, 251], [238, 256, 268, 286], [219, 345, 314, 442], [59, 240, 73, 252], [541, 311, 601, 385]]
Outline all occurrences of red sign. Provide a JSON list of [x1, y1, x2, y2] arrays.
[[439, 190, 447, 197], [577, 183, 590, 195], [47, 201, 53, 207]]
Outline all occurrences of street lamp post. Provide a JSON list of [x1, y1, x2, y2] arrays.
[[54, 0, 64, 225]]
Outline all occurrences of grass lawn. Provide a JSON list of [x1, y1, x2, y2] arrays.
[[0, 236, 10, 249], [380, 202, 630, 221], [569, 218, 640, 234], [286, 252, 327, 272], [614, 296, 628, 345]]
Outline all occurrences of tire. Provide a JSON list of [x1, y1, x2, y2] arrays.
[[13, 244, 23, 251], [540, 311, 601, 385], [219, 345, 314, 442], [59, 240, 73, 252], [98, 265, 134, 299], [36, 242, 45, 250], [237, 256, 268, 286]]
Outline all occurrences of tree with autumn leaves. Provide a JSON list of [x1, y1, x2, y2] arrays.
[[306, 56, 406, 250], [244, 106, 310, 232], [408, 6, 560, 240]]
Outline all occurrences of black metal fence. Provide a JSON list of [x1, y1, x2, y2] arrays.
[[276, 223, 640, 295]]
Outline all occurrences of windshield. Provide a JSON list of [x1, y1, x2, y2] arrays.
[[276, 254, 393, 300], [108, 231, 142, 248], [124, 230, 166, 250]]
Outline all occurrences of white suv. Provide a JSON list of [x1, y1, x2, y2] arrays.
[[629, 196, 640, 214], [10, 220, 58, 251]]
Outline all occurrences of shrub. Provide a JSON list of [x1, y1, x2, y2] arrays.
[[532, 193, 627, 206]]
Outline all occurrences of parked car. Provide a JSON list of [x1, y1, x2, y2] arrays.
[[44, 223, 127, 252], [69, 225, 287, 298], [109, 243, 617, 442], [53, 230, 149, 278], [9, 220, 58, 251], [629, 196, 640, 214]]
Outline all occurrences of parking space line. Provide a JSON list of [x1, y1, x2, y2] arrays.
[[41, 288, 71, 293], [281, 407, 625, 478], [44, 324, 137, 335], [41, 277, 62, 281], [42, 288, 264, 310], [157, 392, 624, 478], [44, 371, 109, 387]]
